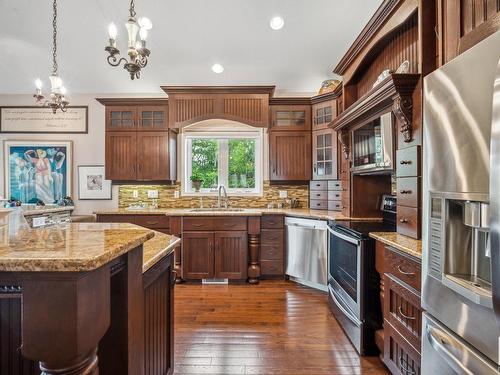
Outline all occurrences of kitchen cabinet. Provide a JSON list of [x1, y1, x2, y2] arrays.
[[214, 231, 248, 280], [312, 129, 337, 180], [183, 232, 215, 279], [260, 215, 284, 278], [269, 131, 311, 181], [270, 105, 311, 131], [312, 99, 337, 130], [105, 106, 138, 131], [105, 104, 168, 131], [137, 131, 171, 180], [105, 131, 137, 181]]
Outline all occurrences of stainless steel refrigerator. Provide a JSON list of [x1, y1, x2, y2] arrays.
[[422, 30, 500, 373]]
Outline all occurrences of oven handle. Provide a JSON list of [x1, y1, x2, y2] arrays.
[[327, 225, 361, 245], [329, 287, 361, 326]]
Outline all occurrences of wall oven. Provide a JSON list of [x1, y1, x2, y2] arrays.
[[327, 195, 396, 355], [351, 112, 393, 174]]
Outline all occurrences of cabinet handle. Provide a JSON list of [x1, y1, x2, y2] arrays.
[[400, 190, 412, 194], [399, 356, 416, 375], [146, 221, 159, 225], [223, 223, 236, 227], [397, 265, 415, 276], [398, 306, 416, 320], [313, 163, 317, 173], [400, 160, 412, 165], [191, 223, 203, 228], [400, 218, 408, 223]]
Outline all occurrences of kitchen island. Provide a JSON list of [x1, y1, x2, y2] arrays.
[[0, 218, 180, 375]]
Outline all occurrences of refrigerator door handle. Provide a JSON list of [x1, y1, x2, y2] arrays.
[[426, 326, 475, 375]]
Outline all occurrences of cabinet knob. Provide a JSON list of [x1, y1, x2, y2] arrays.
[[399, 218, 408, 223], [400, 160, 412, 165]]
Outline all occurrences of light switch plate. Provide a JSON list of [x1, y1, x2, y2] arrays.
[[279, 190, 287, 199], [132, 190, 139, 198], [32, 216, 46, 228], [147, 190, 158, 199], [174, 191, 180, 198]]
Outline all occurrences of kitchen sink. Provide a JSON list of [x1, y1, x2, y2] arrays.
[[189, 208, 245, 212]]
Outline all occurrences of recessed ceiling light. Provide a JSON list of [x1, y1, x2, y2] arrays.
[[212, 63, 224, 74], [270, 16, 284, 30]]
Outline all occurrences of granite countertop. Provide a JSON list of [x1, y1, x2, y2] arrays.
[[94, 207, 380, 222], [22, 206, 74, 216], [369, 232, 422, 259], [142, 231, 181, 273], [0, 222, 154, 272]]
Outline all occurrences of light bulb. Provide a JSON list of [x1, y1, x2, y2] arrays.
[[135, 41, 142, 50], [270, 16, 284, 30], [60, 86, 67, 95], [139, 27, 148, 41], [138, 17, 153, 30], [108, 22, 117, 39], [35, 79, 43, 90], [211, 63, 224, 74]]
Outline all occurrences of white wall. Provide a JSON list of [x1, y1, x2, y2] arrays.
[[0, 94, 122, 215]]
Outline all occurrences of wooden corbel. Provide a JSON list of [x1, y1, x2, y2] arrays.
[[392, 94, 413, 142], [338, 130, 350, 160]]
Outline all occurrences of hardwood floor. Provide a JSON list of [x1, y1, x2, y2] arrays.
[[174, 280, 389, 374]]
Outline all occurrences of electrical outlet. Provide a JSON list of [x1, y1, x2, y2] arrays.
[[174, 191, 180, 198], [132, 190, 139, 198], [32, 216, 46, 228], [147, 190, 158, 199], [279, 190, 287, 199]]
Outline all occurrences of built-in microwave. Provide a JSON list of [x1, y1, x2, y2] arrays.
[[351, 112, 394, 174]]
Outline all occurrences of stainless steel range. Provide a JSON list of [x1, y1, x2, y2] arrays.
[[422, 30, 500, 373], [327, 195, 396, 355]]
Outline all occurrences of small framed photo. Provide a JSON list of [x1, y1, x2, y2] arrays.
[[78, 165, 112, 200]]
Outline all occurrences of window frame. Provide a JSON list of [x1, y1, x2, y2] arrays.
[[182, 130, 263, 196]]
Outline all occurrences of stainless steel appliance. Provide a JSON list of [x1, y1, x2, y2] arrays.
[[327, 195, 396, 355], [285, 217, 328, 291], [422, 30, 500, 373], [351, 112, 394, 174]]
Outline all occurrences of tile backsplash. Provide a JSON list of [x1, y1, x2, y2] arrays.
[[118, 182, 309, 209]]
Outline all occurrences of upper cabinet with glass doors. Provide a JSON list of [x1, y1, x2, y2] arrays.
[[105, 104, 168, 131], [270, 105, 311, 131], [312, 99, 337, 131]]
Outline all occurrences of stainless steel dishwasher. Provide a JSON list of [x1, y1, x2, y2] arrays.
[[285, 217, 328, 291]]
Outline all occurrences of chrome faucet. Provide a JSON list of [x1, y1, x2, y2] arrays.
[[217, 185, 229, 209]]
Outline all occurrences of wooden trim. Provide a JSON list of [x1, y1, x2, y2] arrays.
[[329, 74, 419, 142], [161, 85, 276, 96], [269, 97, 312, 105], [333, 0, 404, 75], [95, 98, 168, 106], [459, 12, 500, 55], [310, 85, 343, 104]]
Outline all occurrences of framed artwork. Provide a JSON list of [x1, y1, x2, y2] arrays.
[[78, 165, 112, 200], [4, 140, 73, 203], [0, 106, 88, 134]]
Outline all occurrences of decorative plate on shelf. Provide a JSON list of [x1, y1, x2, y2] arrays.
[[395, 60, 410, 74], [318, 79, 341, 95]]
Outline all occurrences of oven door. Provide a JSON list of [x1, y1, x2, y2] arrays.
[[327, 225, 362, 319]]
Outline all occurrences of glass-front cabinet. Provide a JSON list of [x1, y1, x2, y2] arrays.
[[105, 104, 168, 131], [312, 99, 337, 130], [313, 129, 337, 180], [270, 105, 311, 131]]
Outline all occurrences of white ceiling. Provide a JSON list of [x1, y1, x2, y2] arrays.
[[0, 0, 382, 95]]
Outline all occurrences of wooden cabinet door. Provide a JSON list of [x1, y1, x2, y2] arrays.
[[312, 100, 337, 130], [137, 105, 168, 131], [270, 105, 311, 131], [214, 231, 247, 280], [136, 131, 170, 180], [182, 232, 214, 279], [312, 129, 338, 180], [105, 106, 137, 131], [270, 131, 312, 181], [105, 131, 137, 180]]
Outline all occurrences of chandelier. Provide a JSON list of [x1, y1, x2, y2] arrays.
[[105, 0, 152, 80], [33, 0, 69, 113]]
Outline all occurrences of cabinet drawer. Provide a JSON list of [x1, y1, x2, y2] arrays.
[[260, 245, 283, 260], [397, 177, 420, 208], [310, 180, 327, 191], [135, 215, 170, 229], [385, 246, 421, 292], [261, 260, 284, 275], [97, 214, 136, 223], [328, 180, 343, 191], [384, 320, 421, 375], [396, 146, 421, 177], [397, 206, 421, 239], [328, 201, 342, 211], [261, 229, 283, 245], [385, 275, 422, 351], [183, 217, 247, 231], [261, 215, 284, 229], [310, 191, 328, 200], [310, 199, 328, 210], [328, 191, 342, 201]]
